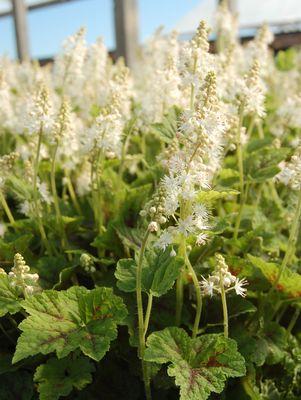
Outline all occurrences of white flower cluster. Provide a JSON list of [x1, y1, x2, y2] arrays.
[[276, 147, 301, 190], [134, 28, 182, 124], [0, 27, 134, 211], [0, 152, 19, 190], [24, 84, 54, 137], [215, 0, 239, 49], [200, 254, 248, 297], [80, 253, 96, 274], [0, 253, 40, 296], [240, 60, 266, 119], [153, 70, 228, 250]]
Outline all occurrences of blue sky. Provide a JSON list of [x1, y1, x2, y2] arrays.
[[0, 0, 200, 59]]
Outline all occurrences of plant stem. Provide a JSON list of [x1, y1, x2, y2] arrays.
[[184, 247, 202, 339], [219, 269, 229, 338], [119, 117, 136, 178], [190, 55, 197, 110], [90, 154, 99, 228], [241, 375, 262, 400], [65, 172, 82, 215], [175, 239, 186, 326], [175, 270, 184, 326], [233, 108, 245, 240], [50, 144, 63, 225], [270, 189, 301, 293], [0, 191, 15, 225], [143, 293, 153, 339], [287, 308, 300, 335], [50, 142, 70, 256], [136, 229, 152, 400], [33, 125, 52, 255]]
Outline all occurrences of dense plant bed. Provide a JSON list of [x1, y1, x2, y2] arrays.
[[0, 2, 300, 399]]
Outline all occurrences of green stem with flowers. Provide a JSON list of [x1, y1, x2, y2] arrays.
[[136, 229, 152, 400], [269, 189, 301, 294], [33, 125, 52, 255], [233, 107, 245, 240]]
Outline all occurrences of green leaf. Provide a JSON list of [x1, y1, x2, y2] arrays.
[[13, 286, 127, 363], [34, 355, 95, 400], [263, 322, 287, 365], [246, 138, 273, 153], [53, 265, 80, 290], [115, 248, 183, 297], [227, 297, 256, 319], [248, 255, 301, 298], [150, 106, 180, 143], [0, 273, 21, 317], [115, 224, 142, 252], [144, 327, 246, 400], [0, 234, 33, 260], [232, 329, 269, 367], [249, 165, 281, 182], [276, 48, 297, 71], [198, 189, 239, 205], [218, 168, 240, 187], [260, 379, 283, 399]]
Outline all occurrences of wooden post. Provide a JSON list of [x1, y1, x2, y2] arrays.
[[11, 0, 30, 61], [218, 0, 237, 13], [114, 0, 139, 68], [228, 0, 237, 13]]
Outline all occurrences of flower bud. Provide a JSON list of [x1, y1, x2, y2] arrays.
[[148, 221, 159, 232], [159, 216, 167, 224], [170, 248, 176, 257]]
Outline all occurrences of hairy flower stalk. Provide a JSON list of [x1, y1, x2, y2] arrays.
[[200, 254, 248, 337], [233, 60, 266, 239], [29, 86, 53, 255], [0, 152, 19, 225], [136, 227, 152, 400], [271, 147, 301, 292], [50, 100, 71, 254], [215, 0, 238, 52], [87, 85, 130, 233]]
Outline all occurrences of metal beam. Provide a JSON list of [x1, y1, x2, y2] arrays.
[[11, 0, 30, 61], [114, 0, 139, 68], [0, 0, 80, 18]]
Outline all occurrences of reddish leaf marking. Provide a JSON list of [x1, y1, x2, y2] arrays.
[[206, 356, 224, 368]]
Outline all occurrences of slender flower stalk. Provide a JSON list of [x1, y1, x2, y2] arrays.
[[287, 308, 300, 335], [270, 189, 301, 293], [233, 107, 245, 240], [50, 100, 71, 254], [0, 191, 15, 225], [143, 293, 153, 339], [219, 265, 229, 338], [64, 172, 82, 214], [200, 254, 248, 337], [183, 244, 202, 338], [33, 125, 52, 255], [136, 227, 152, 400]]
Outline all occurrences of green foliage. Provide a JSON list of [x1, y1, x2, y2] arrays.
[[248, 255, 301, 298], [13, 286, 127, 363], [0, 16, 301, 400], [34, 355, 95, 400], [115, 248, 183, 297], [275, 48, 297, 71], [0, 370, 34, 400], [0, 273, 21, 316], [144, 327, 246, 399]]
